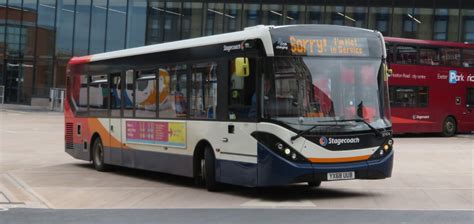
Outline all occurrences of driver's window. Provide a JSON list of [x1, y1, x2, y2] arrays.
[[228, 57, 257, 120]]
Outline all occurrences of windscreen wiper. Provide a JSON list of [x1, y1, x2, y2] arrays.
[[290, 124, 337, 141], [318, 119, 383, 138]]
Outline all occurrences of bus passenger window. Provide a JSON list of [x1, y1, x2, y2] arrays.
[[228, 58, 257, 120], [159, 64, 188, 118], [419, 48, 440, 66], [70, 75, 88, 115], [462, 49, 474, 67], [135, 70, 157, 118], [440, 48, 461, 67], [389, 86, 429, 108], [110, 73, 121, 117], [88, 75, 109, 117], [123, 70, 134, 117], [190, 62, 218, 119], [395, 45, 418, 64], [386, 43, 393, 63]]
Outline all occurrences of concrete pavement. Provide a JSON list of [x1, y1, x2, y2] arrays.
[[0, 109, 473, 210]]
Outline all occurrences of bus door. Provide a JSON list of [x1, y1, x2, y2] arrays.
[[463, 88, 474, 130], [108, 73, 123, 165], [216, 57, 259, 186]]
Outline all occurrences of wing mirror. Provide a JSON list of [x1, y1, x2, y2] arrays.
[[234, 57, 250, 77]]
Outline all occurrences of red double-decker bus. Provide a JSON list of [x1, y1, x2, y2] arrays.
[[385, 37, 474, 136]]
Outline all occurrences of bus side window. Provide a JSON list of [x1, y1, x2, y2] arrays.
[[110, 73, 121, 118], [386, 43, 393, 63], [419, 47, 440, 66], [190, 62, 218, 119], [123, 70, 134, 117], [395, 45, 418, 65], [135, 70, 157, 118], [88, 74, 109, 117], [440, 48, 461, 67], [228, 58, 257, 120], [462, 49, 474, 67], [159, 64, 188, 119]]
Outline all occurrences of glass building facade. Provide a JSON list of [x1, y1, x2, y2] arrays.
[[1, 0, 474, 104]]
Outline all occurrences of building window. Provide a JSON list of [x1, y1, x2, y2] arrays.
[[90, 0, 108, 53], [261, 3, 283, 26], [146, 0, 164, 44], [286, 3, 305, 25], [106, 0, 127, 51], [204, 2, 225, 36], [182, 2, 203, 39], [369, 7, 390, 36], [224, 2, 243, 32], [306, 5, 323, 24], [243, 1, 260, 27], [463, 10, 474, 42], [389, 86, 429, 108], [163, 1, 182, 42], [126, 0, 147, 48], [433, 9, 448, 40]]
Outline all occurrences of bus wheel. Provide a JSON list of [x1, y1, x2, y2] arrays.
[[307, 181, 321, 187], [92, 137, 110, 172], [201, 146, 219, 191], [442, 117, 457, 137]]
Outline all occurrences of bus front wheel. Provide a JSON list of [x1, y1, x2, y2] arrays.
[[92, 137, 110, 172], [442, 117, 457, 137], [307, 181, 322, 187], [200, 146, 219, 191]]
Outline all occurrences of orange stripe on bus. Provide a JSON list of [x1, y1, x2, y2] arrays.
[[309, 155, 371, 163], [88, 118, 123, 149]]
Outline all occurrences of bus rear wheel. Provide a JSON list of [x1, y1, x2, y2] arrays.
[[200, 146, 219, 191], [442, 117, 457, 137], [92, 137, 110, 172]]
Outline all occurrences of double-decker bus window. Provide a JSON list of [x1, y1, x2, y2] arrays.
[[467, 88, 474, 106], [440, 48, 461, 67], [228, 58, 257, 120], [190, 62, 218, 119], [124, 70, 134, 117], [386, 43, 393, 63], [462, 49, 474, 67], [419, 47, 440, 66], [88, 75, 109, 117], [135, 70, 157, 118], [395, 45, 418, 64], [389, 86, 429, 108], [159, 64, 188, 118], [110, 73, 121, 117]]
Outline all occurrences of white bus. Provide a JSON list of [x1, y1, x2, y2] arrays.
[[65, 25, 394, 190]]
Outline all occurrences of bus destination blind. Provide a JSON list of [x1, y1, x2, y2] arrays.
[[285, 36, 369, 57]]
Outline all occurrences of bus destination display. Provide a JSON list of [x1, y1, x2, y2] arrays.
[[285, 36, 369, 57]]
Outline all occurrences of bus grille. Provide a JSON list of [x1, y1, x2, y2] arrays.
[[65, 123, 74, 149]]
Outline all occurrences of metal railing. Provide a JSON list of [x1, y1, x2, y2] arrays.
[[50, 88, 65, 112], [0, 85, 4, 104]]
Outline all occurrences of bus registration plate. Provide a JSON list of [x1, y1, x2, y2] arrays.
[[327, 171, 355, 181]]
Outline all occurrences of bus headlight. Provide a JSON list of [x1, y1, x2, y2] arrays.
[[370, 139, 393, 160], [252, 132, 309, 163]]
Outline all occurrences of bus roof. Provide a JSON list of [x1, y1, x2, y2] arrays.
[[69, 24, 384, 65], [69, 25, 274, 65], [384, 36, 474, 49]]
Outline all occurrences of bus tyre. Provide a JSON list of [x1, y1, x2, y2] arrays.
[[203, 146, 219, 191], [307, 181, 321, 187], [92, 137, 110, 172], [442, 117, 457, 137]]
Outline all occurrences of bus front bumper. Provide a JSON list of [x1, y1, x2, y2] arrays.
[[257, 144, 394, 187]]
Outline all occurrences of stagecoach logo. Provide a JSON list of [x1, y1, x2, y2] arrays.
[[319, 136, 328, 146], [275, 39, 289, 51], [319, 136, 361, 146], [223, 43, 243, 52]]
